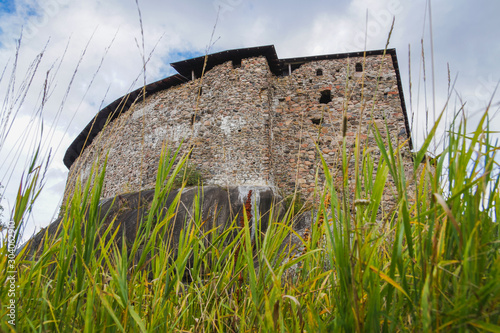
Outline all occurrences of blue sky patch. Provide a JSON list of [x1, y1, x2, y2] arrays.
[[168, 49, 205, 63], [0, 17, 4, 49], [0, 0, 15, 15], [152, 49, 205, 79]]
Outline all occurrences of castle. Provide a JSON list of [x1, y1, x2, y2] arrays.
[[62, 45, 413, 205]]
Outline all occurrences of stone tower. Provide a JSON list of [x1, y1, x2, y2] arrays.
[[62, 45, 413, 206]]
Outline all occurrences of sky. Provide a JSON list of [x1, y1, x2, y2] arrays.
[[0, 0, 498, 240]]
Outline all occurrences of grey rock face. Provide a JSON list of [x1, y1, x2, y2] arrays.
[[20, 186, 285, 260]]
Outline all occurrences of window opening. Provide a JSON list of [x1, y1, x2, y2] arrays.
[[311, 117, 322, 125], [233, 59, 242, 68], [319, 90, 332, 104]]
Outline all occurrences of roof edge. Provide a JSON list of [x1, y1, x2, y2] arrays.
[[389, 49, 413, 151]]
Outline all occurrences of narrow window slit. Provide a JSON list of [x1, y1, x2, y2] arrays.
[[191, 114, 200, 125]]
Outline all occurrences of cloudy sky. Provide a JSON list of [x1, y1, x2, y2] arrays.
[[0, 0, 498, 240]]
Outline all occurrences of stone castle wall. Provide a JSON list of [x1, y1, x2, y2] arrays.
[[64, 52, 413, 206], [270, 55, 408, 196]]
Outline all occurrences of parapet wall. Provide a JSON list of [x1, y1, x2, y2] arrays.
[[64, 49, 413, 207]]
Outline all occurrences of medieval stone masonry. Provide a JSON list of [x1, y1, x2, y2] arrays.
[[62, 45, 414, 209]]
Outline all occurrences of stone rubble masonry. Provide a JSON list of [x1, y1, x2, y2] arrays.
[[63, 50, 415, 212]]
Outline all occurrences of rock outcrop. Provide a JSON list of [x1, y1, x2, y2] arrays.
[[21, 186, 289, 261]]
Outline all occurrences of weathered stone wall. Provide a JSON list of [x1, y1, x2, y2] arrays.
[[270, 55, 413, 202], [64, 53, 413, 208]]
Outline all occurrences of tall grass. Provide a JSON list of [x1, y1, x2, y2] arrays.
[[1, 97, 498, 331]]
